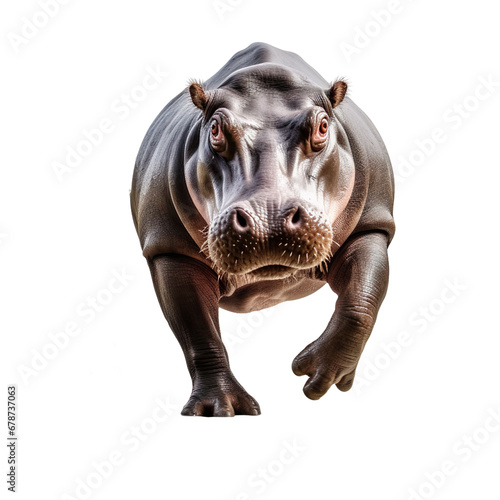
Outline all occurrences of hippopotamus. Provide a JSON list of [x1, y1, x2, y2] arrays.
[[131, 42, 395, 416]]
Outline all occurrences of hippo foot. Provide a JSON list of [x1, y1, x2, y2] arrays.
[[292, 340, 357, 400], [181, 375, 261, 417]]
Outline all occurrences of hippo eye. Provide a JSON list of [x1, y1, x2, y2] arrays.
[[311, 116, 329, 151], [211, 120, 220, 137], [319, 119, 329, 135], [209, 117, 226, 152]]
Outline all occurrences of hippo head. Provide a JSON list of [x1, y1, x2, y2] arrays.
[[187, 64, 353, 279]]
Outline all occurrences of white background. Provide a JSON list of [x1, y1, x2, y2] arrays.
[[2, 1, 499, 499]]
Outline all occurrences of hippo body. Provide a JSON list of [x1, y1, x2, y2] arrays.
[[131, 43, 395, 416]]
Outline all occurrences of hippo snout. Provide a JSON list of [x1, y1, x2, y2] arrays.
[[206, 203, 334, 277]]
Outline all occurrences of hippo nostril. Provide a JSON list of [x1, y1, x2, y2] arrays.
[[237, 211, 248, 228], [286, 206, 303, 228], [291, 207, 301, 225], [232, 208, 252, 233]]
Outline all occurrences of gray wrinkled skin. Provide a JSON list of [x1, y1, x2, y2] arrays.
[[131, 43, 395, 416]]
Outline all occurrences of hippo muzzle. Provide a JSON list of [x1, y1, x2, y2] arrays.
[[207, 202, 333, 277]]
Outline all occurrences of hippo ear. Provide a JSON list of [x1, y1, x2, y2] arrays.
[[189, 82, 209, 111], [328, 79, 348, 108]]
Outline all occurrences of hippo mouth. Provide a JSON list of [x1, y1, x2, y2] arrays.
[[207, 247, 330, 279], [248, 264, 296, 278]]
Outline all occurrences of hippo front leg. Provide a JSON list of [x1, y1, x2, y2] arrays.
[[292, 232, 390, 399], [149, 254, 260, 416]]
